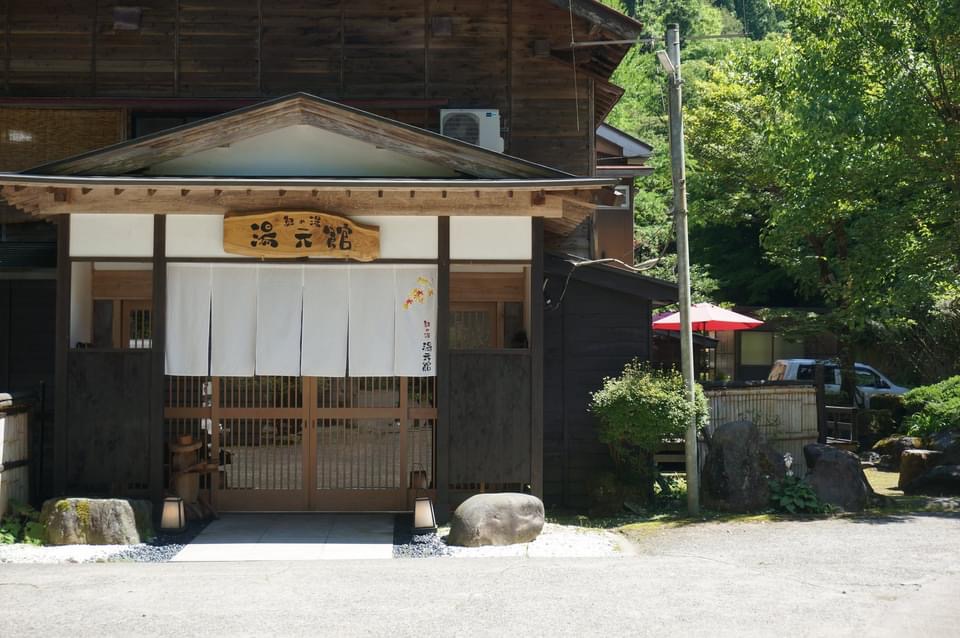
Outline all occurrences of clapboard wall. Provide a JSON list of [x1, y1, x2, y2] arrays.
[[0, 0, 629, 175], [447, 351, 532, 502], [65, 350, 154, 496], [543, 276, 654, 509]]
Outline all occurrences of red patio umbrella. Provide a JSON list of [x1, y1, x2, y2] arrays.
[[651, 302, 763, 332]]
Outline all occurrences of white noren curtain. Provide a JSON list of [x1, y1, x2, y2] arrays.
[[256, 265, 304, 376], [210, 265, 258, 376], [165, 264, 212, 376], [302, 266, 349, 376]]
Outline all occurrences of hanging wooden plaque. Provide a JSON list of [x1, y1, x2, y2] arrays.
[[223, 211, 379, 260]]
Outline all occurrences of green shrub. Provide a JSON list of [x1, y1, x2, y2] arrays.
[[768, 476, 830, 514], [902, 376, 960, 438], [0, 500, 44, 545], [903, 375, 960, 414], [590, 362, 708, 458]]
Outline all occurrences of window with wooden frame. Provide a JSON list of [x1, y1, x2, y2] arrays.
[[80, 264, 153, 350], [449, 268, 529, 350]]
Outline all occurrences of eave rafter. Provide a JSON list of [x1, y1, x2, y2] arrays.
[[0, 179, 618, 237]]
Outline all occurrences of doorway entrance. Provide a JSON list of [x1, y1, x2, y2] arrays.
[[164, 375, 436, 511]]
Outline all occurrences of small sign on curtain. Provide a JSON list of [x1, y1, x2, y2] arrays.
[[394, 266, 438, 377]]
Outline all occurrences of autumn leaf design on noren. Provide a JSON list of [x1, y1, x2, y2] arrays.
[[403, 276, 435, 310]]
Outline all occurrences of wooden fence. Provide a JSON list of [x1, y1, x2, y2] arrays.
[[704, 383, 820, 476], [0, 395, 33, 516]]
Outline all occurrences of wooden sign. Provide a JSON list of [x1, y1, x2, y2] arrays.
[[223, 211, 379, 260]]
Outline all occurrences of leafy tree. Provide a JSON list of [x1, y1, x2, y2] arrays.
[[679, 0, 959, 390]]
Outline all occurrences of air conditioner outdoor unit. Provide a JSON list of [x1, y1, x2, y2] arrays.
[[440, 109, 504, 152]]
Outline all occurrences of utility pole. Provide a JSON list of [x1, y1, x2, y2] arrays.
[[658, 23, 699, 515]]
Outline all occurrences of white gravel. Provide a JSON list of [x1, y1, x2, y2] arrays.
[[442, 523, 626, 558], [0, 543, 132, 564], [3, 523, 623, 563]]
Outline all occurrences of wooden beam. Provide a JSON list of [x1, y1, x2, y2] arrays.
[[530, 217, 544, 499], [53, 216, 70, 497], [6, 186, 569, 218], [436, 217, 450, 522], [149, 216, 166, 511]]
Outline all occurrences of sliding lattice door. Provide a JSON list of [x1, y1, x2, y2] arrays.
[[164, 375, 436, 511]]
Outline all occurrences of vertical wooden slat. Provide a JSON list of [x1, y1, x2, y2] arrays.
[[210, 376, 220, 508], [149, 215, 167, 508], [399, 376, 408, 493], [436, 217, 450, 515]]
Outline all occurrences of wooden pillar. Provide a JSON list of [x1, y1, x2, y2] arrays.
[[149, 216, 167, 508], [435, 217, 450, 520], [815, 363, 827, 444], [530, 217, 544, 497], [53, 216, 70, 496]]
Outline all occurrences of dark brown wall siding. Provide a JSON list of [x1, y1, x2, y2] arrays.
[[65, 350, 153, 496], [0, 279, 55, 393], [1, 0, 596, 174], [543, 278, 652, 508], [448, 351, 532, 487]]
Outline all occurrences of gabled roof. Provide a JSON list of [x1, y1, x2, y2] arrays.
[[545, 253, 678, 305], [597, 124, 653, 162], [28, 93, 569, 181], [0, 94, 621, 237], [546, 0, 644, 40]]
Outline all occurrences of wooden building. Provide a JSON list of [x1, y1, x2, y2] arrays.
[[0, 1, 674, 515]]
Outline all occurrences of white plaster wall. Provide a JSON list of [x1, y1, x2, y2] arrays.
[[349, 216, 437, 259], [166, 215, 236, 258], [70, 214, 154, 257], [450, 217, 531, 260], [70, 261, 92, 347], [145, 125, 458, 178], [166, 215, 438, 260]]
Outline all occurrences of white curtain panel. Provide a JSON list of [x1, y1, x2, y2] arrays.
[[348, 266, 395, 376], [256, 265, 304, 376], [210, 264, 258, 376], [165, 264, 212, 376], [302, 266, 349, 376], [394, 265, 438, 376]]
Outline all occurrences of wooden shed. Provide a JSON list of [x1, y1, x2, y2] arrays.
[[543, 254, 677, 508]]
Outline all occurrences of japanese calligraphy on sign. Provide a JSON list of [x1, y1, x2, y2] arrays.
[[223, 211, 379, 260]]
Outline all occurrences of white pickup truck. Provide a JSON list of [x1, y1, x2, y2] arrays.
[[767, 358, 909, 407]]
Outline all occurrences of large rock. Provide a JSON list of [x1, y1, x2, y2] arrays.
[[903, 465, 960, 496], [447, 493, 544, 547], [926, 430, 960, 466], [702, 421, 786, 512], [872, 436, 922, 470], [41, 498, 154, 545], [803, 444, 877, 512], [898, 450, 943, 489]]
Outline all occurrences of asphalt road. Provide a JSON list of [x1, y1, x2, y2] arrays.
[[2, 513, 958, 637]]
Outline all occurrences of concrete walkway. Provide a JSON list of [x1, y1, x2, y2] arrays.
[[171, 513, 394, 562]]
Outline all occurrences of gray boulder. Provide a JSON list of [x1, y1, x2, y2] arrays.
[[903, 465, 960, 496], [702, 420, 786, 513], [41, 498, 154, 545], [803, 444, 877, 511], [926, 430, 960, 466], [447, 493, 544, 547]]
